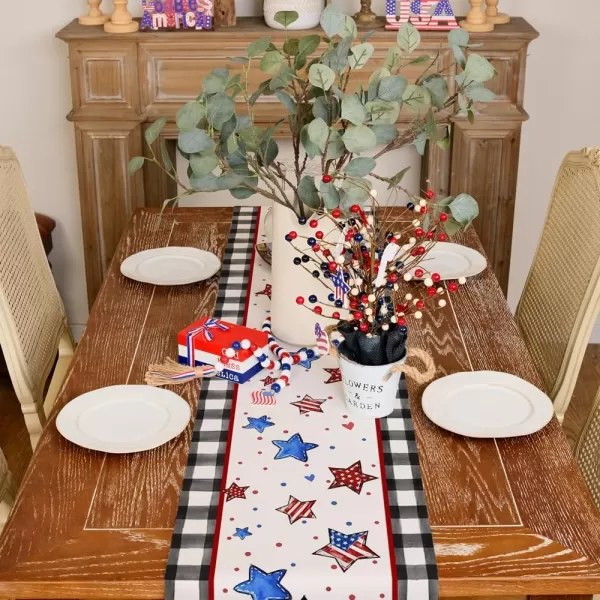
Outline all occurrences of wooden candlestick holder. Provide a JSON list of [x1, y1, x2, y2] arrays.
[[104, 0, 139, 33], [486, 0, 510, 24], [79, 0, 110, 25], [459, 0, 494, 32]]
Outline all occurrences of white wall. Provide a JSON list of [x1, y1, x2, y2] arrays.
[[1, 0, 599, 340]]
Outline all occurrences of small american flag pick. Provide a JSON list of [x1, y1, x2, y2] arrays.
[[331, 268, 350, 303]]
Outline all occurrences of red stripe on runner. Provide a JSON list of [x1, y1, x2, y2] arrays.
[[209, 208, 262, 600], [376, 418, 399, 600]]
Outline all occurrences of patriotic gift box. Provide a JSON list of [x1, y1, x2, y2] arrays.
[[178, 317, 269, 384]]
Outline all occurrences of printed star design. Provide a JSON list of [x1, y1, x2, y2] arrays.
[[234, 565, 291, 600], [255, 283, 272, 299], [224, 482, 249, 502], [329, 460, 377, 494], [323, 367, 342, 384], [291, 395, 326, 415], [261, 375, 277, 386], [276, 495, 317, 524], [233, 527, 252, 540], [244, 415, 275, 433], [272, 433, 318, 462], [313, 529, 379, 572]]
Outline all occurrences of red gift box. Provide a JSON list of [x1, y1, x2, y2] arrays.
[[178, 317, 268, 384]]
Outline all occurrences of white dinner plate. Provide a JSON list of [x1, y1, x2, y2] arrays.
[[120, 247, 221, 285], [422, 371, 554, 438], [407, 242, 487, 280], [56, 385, 192, 453]]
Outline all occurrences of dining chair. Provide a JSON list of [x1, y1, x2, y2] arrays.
[[516, 147, 600, 423], [575, 386, 600, 509], [0, 146, 75, 449], [0, 448, 16, 530]]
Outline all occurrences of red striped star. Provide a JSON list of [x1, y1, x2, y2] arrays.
[[314, 529, 379, 572], [329, 461, 377, 495], [260, 375, 277, 386], [291, 395, 326, 415], [224, 482, 249, 502], [276, 495, 317, 524], [255, 284, 272, 299], [323, 368, 342, 384]]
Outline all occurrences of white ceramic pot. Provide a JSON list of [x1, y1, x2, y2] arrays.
[[263, 0, 323, 29], [270, 202, 338, 346], [338, 353, 407, 418]]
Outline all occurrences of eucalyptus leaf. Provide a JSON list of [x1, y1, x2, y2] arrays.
[[260, 50, 283, 74], [307, 117, 329, 151], [413, 131, 428, 155], [312, 96, 340, 123], [425, 107, 439, 142], [383, 46, 403, 71], [189, 172, 220, 192], [328, 35, 352, 72], [366, 100, 400, 124], [219, 114, 237, 142], [436, 133, 451, 151], [236, 115, 252, 131], [202, 71, 227, 94], [450, 43, 466, 68], [299, 35, 321, 55], [386, 166, 410, 189], [275, 89, 297, 113], [341, 94, 367, 125], [442, 215, 463, 237], [423, 75, 448, 109], [258, 138, 279, 165], [228, 56, 249, 65], [301, 124, 320, 159], [378, 75, 408, 102], [298, 175, 320, 208], [402, 84, 431, 110], [467, 108, 475, 124], [464, 54, 496, 82], [206, 92, 235, 128], [247, 37, 272, 58], [438, 195, 454, 207], [309, 63, 335, 90], [448, 28, 469, 47], [342, 124, 377, 154], [226, 134, 238, 155], [341, 15, 358, 39], [325, 129, 345, 159], [190, 152, 219, 176], [239, 127, 263, 152], [283, 38, 299, 56], [178, 128, 215, 153], [176, 102, 204, 131], [320, 4, 346, 38], [274, 10, 299, 27], [127, 156, 144, 175], [160, 140, 173, 172], [368, 67, 390, 101], [216, 172, 247, 190], [396, 22, 420, 54], [449, 193, 479, 225], [372, 124, 399, 144], [145, 117, 167, 144], [348, 42, 374, 69], [465, 83, 496, 101], [230, 185, 256, 199], [341, 177, 372, 204], [320, 181, 341, 209], [344, 157, 375, 177]]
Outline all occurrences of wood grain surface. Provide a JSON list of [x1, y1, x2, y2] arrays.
[[1, 208, 600, 599]]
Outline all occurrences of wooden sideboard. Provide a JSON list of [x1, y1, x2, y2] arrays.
[[57, 17, 538, 306]]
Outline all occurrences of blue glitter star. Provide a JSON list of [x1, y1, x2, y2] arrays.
[[234, 565, 291, 600], [244, 415, 275, 434], [272, 433, 318, 462], [233, 527, 252, 540]]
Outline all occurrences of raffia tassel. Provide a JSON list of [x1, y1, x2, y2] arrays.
[[383, 347, 436, 385], [145, 357, 216, 387]]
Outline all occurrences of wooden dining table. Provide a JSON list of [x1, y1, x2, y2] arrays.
[[1, 206, 600, 599]]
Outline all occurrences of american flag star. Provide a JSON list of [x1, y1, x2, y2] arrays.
[[329, 461, 378, 494], [313, 529, 379, 572], [276, 495, 317, 524], [224, 482, 249, 502], [255, 283, 272, 299], [261, 375, 278, 386], [323, 368, 342, 384], [291, 395, 326, 415]]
